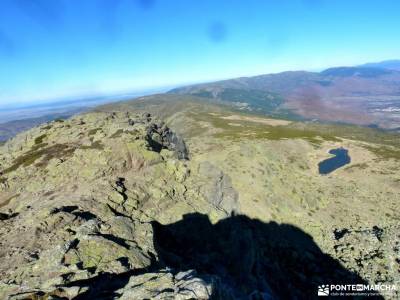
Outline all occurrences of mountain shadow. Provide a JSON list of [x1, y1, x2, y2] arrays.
[[152, 213, 382, 299]]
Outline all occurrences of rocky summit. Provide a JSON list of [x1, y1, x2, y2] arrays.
[[0, 99, 399, 299]]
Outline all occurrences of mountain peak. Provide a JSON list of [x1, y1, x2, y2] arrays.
[[320, 66, 393, 77]]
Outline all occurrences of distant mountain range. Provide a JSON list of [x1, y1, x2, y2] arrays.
[[170, 60, 400, 129], [0, 111, 84, 142], [2, 60, 400, 143], [359, 59, 400, 71]]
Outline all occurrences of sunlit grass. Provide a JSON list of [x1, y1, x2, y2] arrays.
[[191, 111, 341, 145], [1, 143, 76, 175]]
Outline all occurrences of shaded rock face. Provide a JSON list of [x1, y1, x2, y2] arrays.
[[198, 162, 239, 215], [146, 121, 189, 160]]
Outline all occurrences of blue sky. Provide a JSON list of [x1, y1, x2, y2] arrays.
[[0, 0, 399, 106]]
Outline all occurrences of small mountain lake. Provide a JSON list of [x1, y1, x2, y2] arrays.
[[318, 148, 351, 175]]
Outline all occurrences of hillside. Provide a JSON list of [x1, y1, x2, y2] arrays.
[[170, 67, 400, 130], [360, 60, 400, 71], [1, 95, 399, 299], [0, 114, 78, 143]]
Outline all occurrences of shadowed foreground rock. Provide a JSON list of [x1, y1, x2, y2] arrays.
[[150, 213, 382, 300], [53, 214, 378, 299]]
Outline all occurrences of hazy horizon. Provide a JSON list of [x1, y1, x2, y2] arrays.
[[3, 57, 400, 109]]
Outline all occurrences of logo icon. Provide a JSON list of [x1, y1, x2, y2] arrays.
[[318, 285, 330, 296]]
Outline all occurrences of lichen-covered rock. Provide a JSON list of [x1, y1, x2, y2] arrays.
[[116, 270, 214, 300], [198, 161, 239, 215]]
